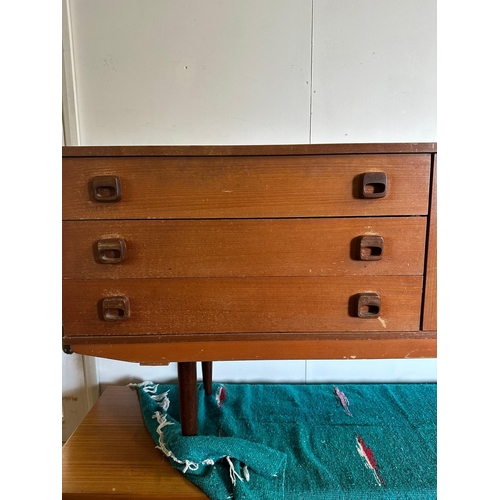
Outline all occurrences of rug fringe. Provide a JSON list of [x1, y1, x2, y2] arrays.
[[140, 381, 251, 489], [226, 456, 244, 485]]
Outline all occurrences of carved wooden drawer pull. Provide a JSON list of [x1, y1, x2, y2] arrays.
[[96, 238, 127, 264], [356, 292, 381, 318], [361, 172, 387, 198], [357, 235, 384, 261], [92, 176, 122, 202], [101, 296, 130, 321]]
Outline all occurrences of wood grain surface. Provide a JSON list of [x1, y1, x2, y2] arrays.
[[62, 217, 426, 279], [62, 143, 437, 157], [62, 386, 208, 499], [62, 154, 431, 219], [422, 155, 437, 331], [62, 276, 423, 335], [67, 334, 437, 363]]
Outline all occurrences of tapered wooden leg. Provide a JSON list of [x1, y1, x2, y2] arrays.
[[177, 362, 198, 436], [202, 361, 213, 395]]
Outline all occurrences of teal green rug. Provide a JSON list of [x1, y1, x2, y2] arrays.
[[135, 382, 436, 499]]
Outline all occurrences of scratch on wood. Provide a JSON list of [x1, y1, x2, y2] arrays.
[[377, 317, 387, 328], [404, 349, 418, 358]]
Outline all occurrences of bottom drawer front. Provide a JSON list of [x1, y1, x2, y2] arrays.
[[62, 276, 423, 335]]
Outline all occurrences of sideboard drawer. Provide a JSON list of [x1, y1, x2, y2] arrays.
[[63, 217, 427, 279], [62, 276, 423, 335], [62, 154, 431, 219]]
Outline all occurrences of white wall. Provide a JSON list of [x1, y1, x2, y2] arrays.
[[64, 0, 437, 391], [312, 0, 437, 143]]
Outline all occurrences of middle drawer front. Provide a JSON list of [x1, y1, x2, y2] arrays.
[[62, 275, 423, 335], [63, 217, 426, 279]]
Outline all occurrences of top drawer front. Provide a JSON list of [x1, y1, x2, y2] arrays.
[[62, 154, 431, 219]]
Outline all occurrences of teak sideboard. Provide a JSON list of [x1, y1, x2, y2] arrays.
[[62, 143, 437, 435]]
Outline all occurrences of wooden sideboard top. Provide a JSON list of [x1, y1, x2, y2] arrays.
[[63, 142, 437, 157]]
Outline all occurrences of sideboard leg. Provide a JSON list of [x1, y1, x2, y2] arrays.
[[177, 362, 198, 436], [202, 361, 213, 395]]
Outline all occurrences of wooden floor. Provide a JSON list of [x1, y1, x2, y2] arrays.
[[62, 386, 208, 499]]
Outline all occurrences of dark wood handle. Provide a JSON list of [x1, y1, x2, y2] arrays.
[[361, 172, 387, 198], [356, 292, 381, 318], [92, 176, 122, 202], [96, 238, 127, 264], [357, 235, 384, 261], [101, 296, 130, 321]]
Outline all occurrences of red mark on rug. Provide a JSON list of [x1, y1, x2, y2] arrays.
[[356, 436, 385, 487], [334, 386, 352, 417], [216, 385, 227, 407]]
